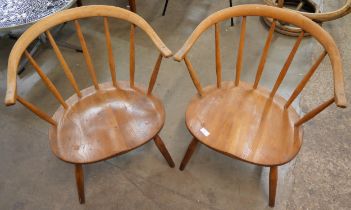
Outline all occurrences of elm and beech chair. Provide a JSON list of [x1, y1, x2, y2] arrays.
[[5, 5, 174, 204], [174, 4, 347, 207]]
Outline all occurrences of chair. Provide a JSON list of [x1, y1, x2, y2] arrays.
[[174, 4, 346, 207], [5, 5, 174, 204]]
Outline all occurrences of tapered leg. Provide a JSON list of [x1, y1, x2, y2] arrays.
[[153, 135, 175, 168], [179, 138, 199, 171], [162, 0, 169, 16], [75, 164, 85, 204], [129, 0, 137, 13], [269, 166, 278, 207], [76, 0, 82, 7]]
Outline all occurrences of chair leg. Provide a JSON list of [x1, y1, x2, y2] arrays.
[[153, 135, 175, 168], [129, 0, 137, 13], [75, 164, 85, 204], [269, 166, 278, 207], [162, 0, 169, 16], [179, 138, 199, 171], [229, 0, 234, 26], [76, 0, 82, 7]]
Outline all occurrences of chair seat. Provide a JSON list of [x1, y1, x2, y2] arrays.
[[49, 82, 165, 164], [186, 81, 303, 166]]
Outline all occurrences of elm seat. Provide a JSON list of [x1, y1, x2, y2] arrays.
[[186, 81, 302, 166], [50, 82, 165, 164]]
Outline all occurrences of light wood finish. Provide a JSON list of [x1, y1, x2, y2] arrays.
[[46, 30, 82, 97], [130, 24, 136, 88], [175, 5, 346, 207], [185, 82, 302, 166], [16, 96, 57, 126], [75, 164, 85, 204], [173, 4, 346, 107], [5, 6, 174, 204], [295, 97, 335, 127], [148, 53, 163, 95], [253, 21, 276, 89], [270, 31, 304, 97], [103, 17, 117, 87], [184, 56, 204, 96], [74, 20, 99, 90], [49, 83, 167, 164], [6, 5, 172, 105], [24, 51, 68, 109], [285, 51, 327, 109], [265, 0, 351, 22], [269, 166, 278, 207], [235, 16, 246, 86], [215, 23, 222, 88], [153, 135, 175, 167], [179, 138, 199, 171]]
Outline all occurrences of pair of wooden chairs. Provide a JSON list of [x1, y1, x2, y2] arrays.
[[5, 5, 346, 207]]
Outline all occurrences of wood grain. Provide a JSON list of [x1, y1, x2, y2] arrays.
[[270, 31, 304, 97], [185, 82, 302, 166], [74, 20, 99, 90], [45, 30, 82, 97], [269, 166, 278, 207], [24, 51, 68, 109], [172, 4, 346, 107], [215, 23, 222, 88], [184, 56, 204, 96], [16, 96, 57, 126], [49, 82, 166, 164], [253, 21, 276, 89], [103, 17, 117, 87], [235, 16, 246, 86], [148, 53, 163, 95]]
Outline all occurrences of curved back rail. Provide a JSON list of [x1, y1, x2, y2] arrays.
[[174, 4, 346, 126], [5, 5, 172, 126]]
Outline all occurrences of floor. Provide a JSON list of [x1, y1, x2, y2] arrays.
[[0, 0, 350, 209]]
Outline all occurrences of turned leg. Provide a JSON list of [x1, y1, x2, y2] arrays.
[[153, 135, 175, 168], [75, 164, 85, 204], [76, 0, 82, 7], [129, 0, 137, 13], [179, 138, 199, 171], [269, 166, 278, 207]]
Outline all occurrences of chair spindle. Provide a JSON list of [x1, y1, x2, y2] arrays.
[[270, 31, 305, 97], [235, 16, 246, 86], [147, 53, 163, 95], [24, 51, 68, 109], [16, 96, 57, 126], [184, 56, 204, 96], [215, 23, 222, 88], [253, 21, 276, 89], [285, 51, 327, 109], [130, 24, 136, 88], [103, 17, 117, 87], [74, 20, 99, 90], [45, 30, 82, 97], [295, 97, 335, 126]]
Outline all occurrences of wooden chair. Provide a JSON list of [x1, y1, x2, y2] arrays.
[[174, 4, 346, 207], [5, 5, 174, 204]]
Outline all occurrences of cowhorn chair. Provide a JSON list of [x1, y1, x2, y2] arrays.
[[5, 5, 174, 203], [174, 4, 346, 207]]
